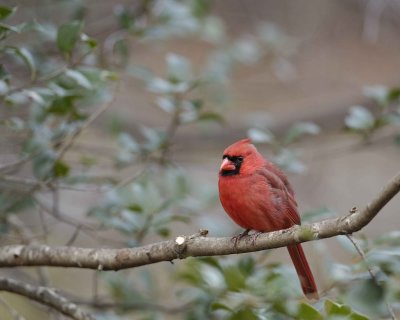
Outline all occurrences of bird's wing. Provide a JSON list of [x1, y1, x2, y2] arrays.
[[264, 162, 295, 197], [257, 168, 301, 226], [270, 188, 301, 225]]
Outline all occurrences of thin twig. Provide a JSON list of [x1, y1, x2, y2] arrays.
[[346, 234, 397, 320], [65, 226, 82, 246], [76, 298, 193, 314], [37, 206, 49, 244], [0, 155, 32, 176], [113, 166, 147, 189], [34, 196, 126, 247], [52, 181, 60, 218], [33, 197, 97, 231], [158, 84, 198, 164], [56, 81, 120, 162], [159, 100, 182, 164], [0, 174, 114, 192], [0, 278, 94, 320]]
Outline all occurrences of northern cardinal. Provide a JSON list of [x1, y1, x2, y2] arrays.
[[218, 138, 318, 299]]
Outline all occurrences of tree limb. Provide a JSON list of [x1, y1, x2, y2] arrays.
[[0, 278, 94, 320], [0, 171, 399, 271]]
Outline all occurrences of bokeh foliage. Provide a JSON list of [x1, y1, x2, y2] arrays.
[[1, 1, 400, 319]]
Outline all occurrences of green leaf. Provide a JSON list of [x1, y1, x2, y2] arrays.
[[5, 46, 36, 80], [32, 151, 56, 179], [324, 299, 369, 320], [5, 117, 24, 130], [140, 126, 163, 149], [156, 97, 176, 113], [166, 53, 193, 82], [156, 227, 171, 237], [114, 5, 135, 30], [247, 128, 274, 144], [346, 279, 386, 317], [273, 149, 305, 174], [387, 87, 400, 103], [363, 85, 388, 104], [374, 230, 400, 246], [210, 302, 232, 312], [127, 204, 143, 212], [53, 160, 70, 177], [47, 96, 75, 116], [191, 99, 204, 110], [198, 257, 223, 271], [79, 154, 97, 167], [170, 215, 190, 223], [232, 37, 261, 64], [0, 65, 8, 80], [80, 33, 97, 49], [325, 299, 352, 316], [65, 69, 92, 89], [297, 303, 323, 320], [350, 314, 370, 320], [283, 121, 320, 145], [223, 266, 246, 291], [238, 256, 256, 276], [197, 111, 224, 123], [229, 308, 258, 320], [57, 20, 83, 56], [0, 23, 20, 34], [345, 106, 375, 130], [117, 132, 139, 152], [147, 77, 173, 93], [147, 77, 190, 94], [202, 16, 225, 43], [0, 6, 16, 20], [191, 0, 213, 18], [0, 79, 8, 95], [367, 248, 400, 274]]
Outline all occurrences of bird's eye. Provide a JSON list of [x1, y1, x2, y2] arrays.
[[237, 156, 243, 162]]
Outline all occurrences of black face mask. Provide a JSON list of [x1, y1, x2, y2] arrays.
[[220, 155, 244, 176]]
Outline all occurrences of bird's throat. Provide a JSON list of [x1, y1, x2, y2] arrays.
[[220, 165, 241, 176]]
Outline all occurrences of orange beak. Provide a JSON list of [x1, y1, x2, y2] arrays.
[[220, 158, 235, 171]]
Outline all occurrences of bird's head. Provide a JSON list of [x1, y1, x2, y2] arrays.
[[219, 138, 262, 176]]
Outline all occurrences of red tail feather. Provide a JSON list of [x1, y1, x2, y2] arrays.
[[287, 244, 318, 299]]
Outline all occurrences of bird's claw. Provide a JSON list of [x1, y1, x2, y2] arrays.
[[250, 231, 264, 246], [231, 229, 251, 248]]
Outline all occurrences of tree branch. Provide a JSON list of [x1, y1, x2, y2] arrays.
[[0, 171, 399, 271], [0, 278, 94, 320], [74, 298, 193, 314]]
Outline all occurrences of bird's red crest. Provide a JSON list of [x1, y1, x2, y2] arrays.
[[223, 138, 255, 157]]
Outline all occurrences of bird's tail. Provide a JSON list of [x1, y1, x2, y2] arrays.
[[287, 244, 319, 299]]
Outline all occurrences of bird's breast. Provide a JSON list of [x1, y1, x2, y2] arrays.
[[218, 174, 285, 232]]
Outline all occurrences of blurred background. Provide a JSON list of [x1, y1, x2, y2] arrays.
[[1, 0, 400, 319]]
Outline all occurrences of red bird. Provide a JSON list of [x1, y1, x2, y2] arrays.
[[218, 138, 318, 299]]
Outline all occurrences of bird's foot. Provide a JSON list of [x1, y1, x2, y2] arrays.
[[231, 229, 251, 248], [250, 231, 264, 246]]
